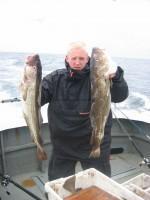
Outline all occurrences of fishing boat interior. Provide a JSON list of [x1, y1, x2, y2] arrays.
[[0, 103, 150, 200]]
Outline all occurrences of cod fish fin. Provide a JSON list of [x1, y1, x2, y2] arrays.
[[36, 135, 47, 160], [37, 147, 47, 160], [19, 69, 29, 101], [89, 147, 100, 158], [63, 175, 76, 194], [38, 84, 42, 106], [38, 110, 43, 125], [23, 112, 31, 128], [89, 133, 101, 158], [19, 81, 28, 101]]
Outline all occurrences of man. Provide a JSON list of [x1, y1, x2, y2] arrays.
[[41, 42, 129, 181]]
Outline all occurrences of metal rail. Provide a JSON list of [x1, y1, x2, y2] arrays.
[[0, 98, 21, 103]]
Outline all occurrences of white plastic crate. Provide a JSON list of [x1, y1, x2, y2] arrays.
[[45, 168, 142, 200], [122, 173, 150, 200]]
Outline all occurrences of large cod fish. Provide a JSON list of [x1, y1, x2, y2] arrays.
[[90, 48, 111, 158], [20, 54, 47, 160]]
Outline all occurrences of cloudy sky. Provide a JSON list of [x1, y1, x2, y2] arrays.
[[0, 0, 150, 58]]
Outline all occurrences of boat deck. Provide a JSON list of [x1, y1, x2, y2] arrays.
[[0, 152, 150, 200], [1, 118, 150, 199]]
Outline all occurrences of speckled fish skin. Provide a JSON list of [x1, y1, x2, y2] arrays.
[[90, 48, 111, 158], [20, 54, 47, 160]]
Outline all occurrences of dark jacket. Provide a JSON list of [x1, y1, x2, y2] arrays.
[[41, 61, 129, 159]]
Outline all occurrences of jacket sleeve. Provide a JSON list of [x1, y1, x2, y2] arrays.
[[41, 73, 53, 106], [111, 66, 129, 103]]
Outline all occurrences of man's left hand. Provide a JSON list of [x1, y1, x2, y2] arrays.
[[105, 61, 117, 79]]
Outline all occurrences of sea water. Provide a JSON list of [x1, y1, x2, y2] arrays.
[[0, 52, 150, 131]]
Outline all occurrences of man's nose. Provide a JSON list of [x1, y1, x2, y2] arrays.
[[75, 59, 80, 65]]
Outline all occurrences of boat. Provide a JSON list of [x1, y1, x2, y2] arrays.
[[0, 101, 150, 199]]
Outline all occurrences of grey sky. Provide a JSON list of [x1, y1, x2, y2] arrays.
[[0, 0, 150, 58]]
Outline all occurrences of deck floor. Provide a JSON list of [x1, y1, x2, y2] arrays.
[[0, 152, 150, 200], [111, 153, 150, 183]]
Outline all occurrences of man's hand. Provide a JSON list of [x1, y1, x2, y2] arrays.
[[105, 60, 117, 79]]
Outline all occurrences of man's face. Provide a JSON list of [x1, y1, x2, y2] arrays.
[[66, 48, 89, 71]]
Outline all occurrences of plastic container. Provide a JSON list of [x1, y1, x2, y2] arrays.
[[45, 168, 142, 200], [122, 173, 150, 200]]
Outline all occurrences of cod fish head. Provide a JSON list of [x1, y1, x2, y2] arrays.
[[25, 54, 42, 79], [90, 47, 108, 69], [26, 54, 40, 66]]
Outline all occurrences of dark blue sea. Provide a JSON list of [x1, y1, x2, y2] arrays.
[[0, 52, 150, 130]]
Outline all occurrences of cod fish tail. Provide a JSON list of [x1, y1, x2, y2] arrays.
[[36, 135, 47, 160]]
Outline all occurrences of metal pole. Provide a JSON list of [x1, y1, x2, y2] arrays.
[[0, 131, 7, 174]]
